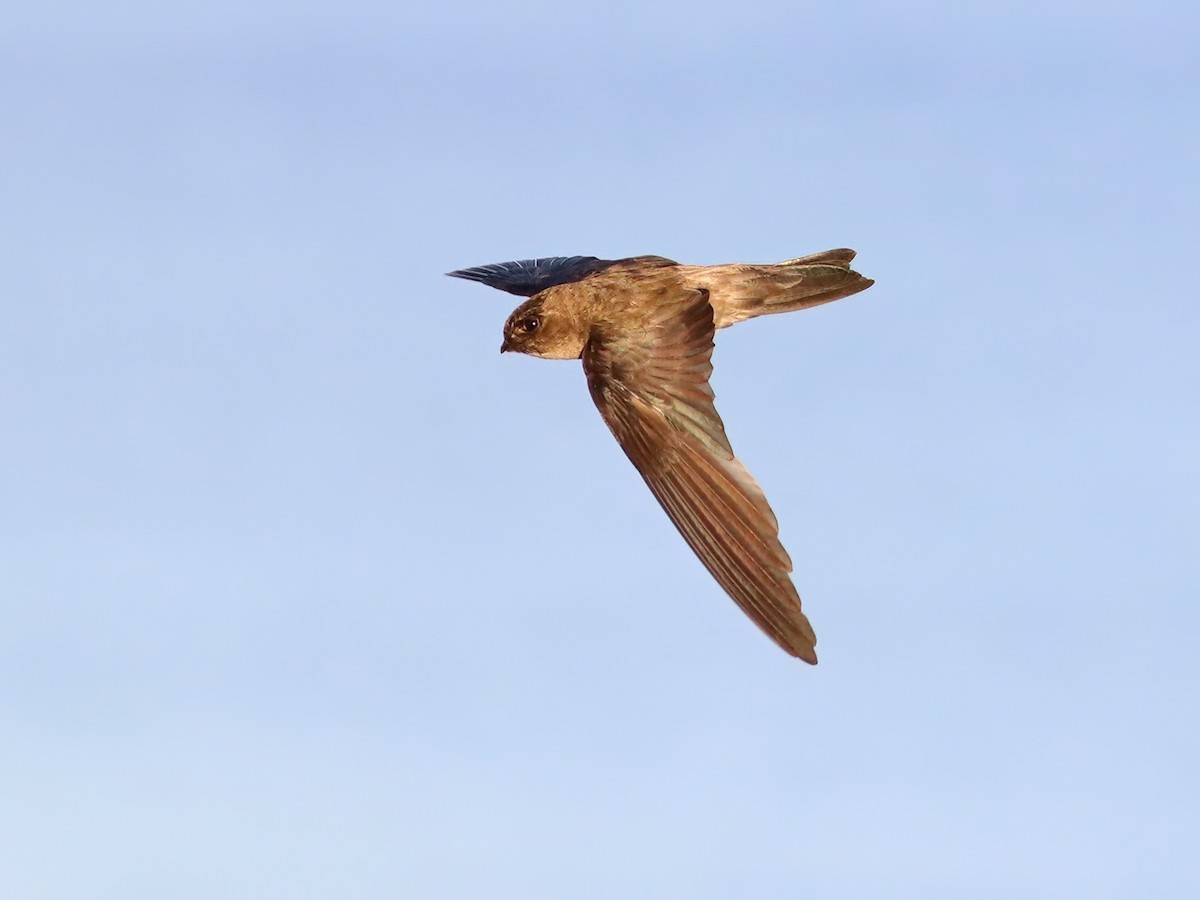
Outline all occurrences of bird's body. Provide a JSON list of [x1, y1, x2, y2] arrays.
[[449, 249, 874, 663]]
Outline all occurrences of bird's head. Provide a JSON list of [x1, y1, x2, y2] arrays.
[[500, 294, 588, 360]]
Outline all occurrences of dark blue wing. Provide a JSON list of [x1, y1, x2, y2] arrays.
[[445, 256, 622, 296]]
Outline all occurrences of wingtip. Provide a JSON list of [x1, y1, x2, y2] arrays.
[[443, 256, 620, 297], [784, 618, 819, 664], [785, 634, 818, 665]]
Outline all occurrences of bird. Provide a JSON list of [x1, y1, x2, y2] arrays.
[[447, 249, 874, 663]]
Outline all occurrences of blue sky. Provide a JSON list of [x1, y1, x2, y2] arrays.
[[2, 2, 1197, 897]]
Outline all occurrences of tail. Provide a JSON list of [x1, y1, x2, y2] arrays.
[[697, 248, 875, 329]]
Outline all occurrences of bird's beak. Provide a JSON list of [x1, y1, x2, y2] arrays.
[[500, 336, 511, 353]]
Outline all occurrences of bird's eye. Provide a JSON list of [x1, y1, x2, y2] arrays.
[[519, 316, 541, 333]]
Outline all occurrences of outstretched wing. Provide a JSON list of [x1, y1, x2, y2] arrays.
[[447, 255, 679, 297], [582, 288, 818, 662], [446, 256, 618, 296]]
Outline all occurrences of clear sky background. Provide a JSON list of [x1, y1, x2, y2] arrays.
[[3, 2, 1197, 897]]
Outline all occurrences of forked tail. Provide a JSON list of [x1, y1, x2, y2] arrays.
[[697, 248, 875, 328]]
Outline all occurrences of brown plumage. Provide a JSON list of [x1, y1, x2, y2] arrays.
[[448, 249, 874, 662]]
